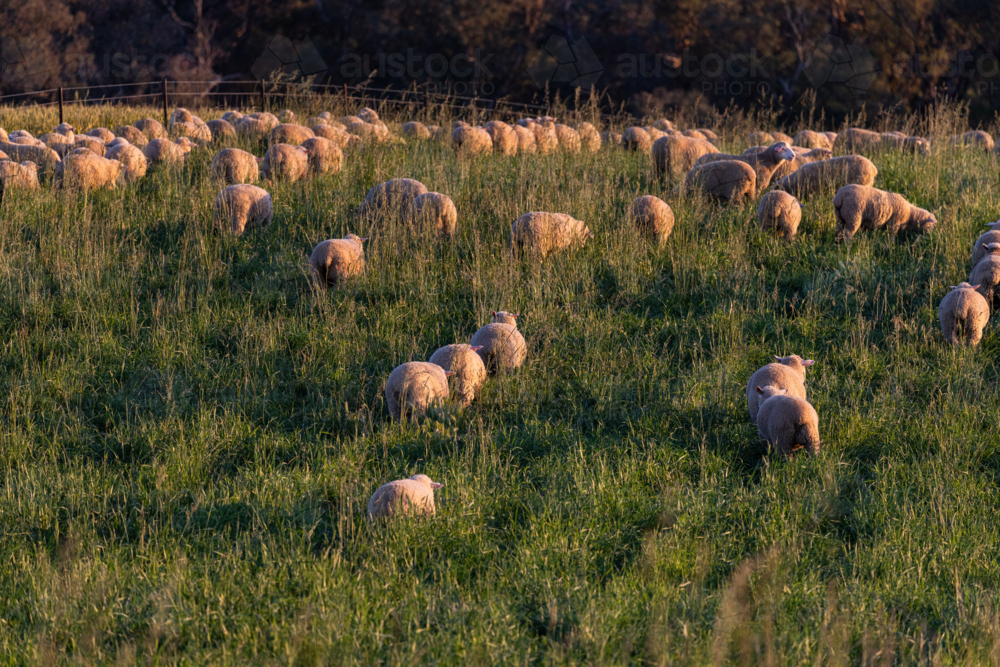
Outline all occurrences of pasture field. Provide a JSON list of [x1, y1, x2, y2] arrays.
[[1, 99, 1000, 665]]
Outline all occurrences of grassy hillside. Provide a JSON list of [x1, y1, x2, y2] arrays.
[[1, 101, 1000, 665]]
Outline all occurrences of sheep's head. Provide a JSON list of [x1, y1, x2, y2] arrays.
[[755, 385, 787, 400], [950, 282, 980, 291], [491, 311, 519, 326], [344, 234, 367, 247], [774, 354, 816, 374], [984, 242, 1000, 254], [767, 142, 796, 162], [910, 206, 937, 231], [986, 221, 1000, 230], [806, 148, 832, 160], [410, 474, 444, 489]]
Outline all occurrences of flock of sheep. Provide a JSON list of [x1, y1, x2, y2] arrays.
[[0, 103, 997, 519]]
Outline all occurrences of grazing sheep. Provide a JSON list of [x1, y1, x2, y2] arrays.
[[0, 142, 60, 176], [114, 125, 149, 148], [532, 123, 559, 155], [104, 143, 147, 183], [221, 111, 243, 123], [554, 124, 582, 153], [490, 311, 519, 326], [757, 191, 802, 240], [358, 107, 380, 123], [347, 120, 392, 145], [878, 133, 931, 156], [270, 124, 315, 146], [653, 134, 720, 177], [682, 129, 707, 141], [600, 131, 622, 147], [0, 128, 8, 143], [746, 354, 814, 422], [513, 125, 537, 154], [695, 141, 795, 192], [938, 282, 990, 346], [85, 128, 115, 143], [511, 211, 592, 259], [207, 119, 237, 142], [645, 128, 670, 144], [170, 120, 211, 143], [407, 192, 458, 238], [358, 178, 429, 223], [832, 184, 937, 243], [771, 146, 833, 181], [833, 127, 924, 155], [213, 185, 273, 236], [313, 125, 361, 151], [575, 122, 601, 152], [673, 160, 757, 204], [402, 121, 432, 140], [385, 362, 452, 420], [73, 136, 106, 157], [211, 148, 260, 185], [247, 112, 280, 131], [340, 115, 364, 127], [793, 130, 833, 150], [0, 150, 7, 160], [169, 108, 194, 125], [277, 109, 296, 124], [754, 386, 820, 457], [696, 129, 719, 142], [0, 160, 39, 198], [261, 144, 310, 182], [301, 137, 343, 176], [134, 118, 166, 141], [429, 344, 487, 406], [452, 126, 493, 157], [629, 195, 674, 244], [653, 119, 675, 131], [142, 138, 188, 167], [970, 243, 1000, 305], [773, 155, 877, 198], [972, 222, 1000, 266], [620, 127, 653, 153], [367, 474, 443, 519], [309, 234, 366, 287], [470, 321, 527, 373], [484, 121, 518, 156], [236, 116, 272, 139], [59, 151, 122, 191], [950, 130, 994, 152]]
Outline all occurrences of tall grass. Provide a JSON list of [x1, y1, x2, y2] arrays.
[[1, 101, 999, 665]]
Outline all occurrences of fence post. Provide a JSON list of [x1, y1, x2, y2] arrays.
[[58, 87, 64, 125], [162, 79, 169, 127], [260, 80, 266, 113]]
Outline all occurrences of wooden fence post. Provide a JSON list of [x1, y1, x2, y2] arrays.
[[261, 80, 267, 113], [58, 87, 64, 125], [162, 79, 169, 127]]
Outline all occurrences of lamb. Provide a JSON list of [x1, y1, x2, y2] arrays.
[[629, 195, 674, 244], [367, 474, 443, 519], [972, 222, 1000, 266], [513, 125, 537, 154], [754, 386, 820, 457], [402, 121, 432, 140], [270, 124, 315, 146], [0, 160, 39, 199], [429, 344, 487, 405], [620, 127, 653, 153], [653, 134, 720, 177], [672, 160, 757, 204], [309, 234, 366, 287], [938, 282, 990, 346], [793, 130, 833, 150], [213, 185, 273, 236], [532, 123, 559, 154], [301, 137, 343, 176], [210, 148, 260, 185], [746, 354, 814, 422], [143, 138, 188, 167], [207, 119, 237, 142], [261, 144, 310, 182], [358, 178, 429, 223], [694, 141, 795, 192], [970, 243, 1000, 306], [554, 124, 582, 153], [59, 151, 122, 191], [452, 126, 493, 157], [384, 361, 452, 420], [832, 184, 937, 243], [134, 118, 166, 140], [470, 318, 527, 373], [85, 128, 115, 143], [575, 122, 601, 152], [511, 211, 592, 259], [950, 130, 994, 152], [104, 143, 147, 183], [773, 155, 877, 198], [484, 121, 518, 156], [114, 126, 149, 148], [407, 192, 458, 238], [757, 191, 802, 240]]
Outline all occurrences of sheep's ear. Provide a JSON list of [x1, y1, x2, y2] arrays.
[[973, 284, 982, 290], [949, 285, 957, 289], [360, 237, 368, 242], [513, 313, 520, 318], [492, 311, 497, 317], [755, 386, 764, 394], [443, 371, 455, 376], [430, 482, 444, 489], [774, 355, 783, 362], [470, 345, 484, 351], [803, 359, 815, 366]]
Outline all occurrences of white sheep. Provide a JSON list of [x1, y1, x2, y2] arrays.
[[970, 243, 1000, 305], [452, 126, 493, 157], [972, 222, 1000, 266], [470, 316, 526, 373], [301, 137, 343, 176], [554, 124, 582, 153], [0, 160, 39, 198], [757, 191, 802, 240], [629, 195, 674, 244], [207, 119, 237, 142], [211, 148, 260, 185], [270, 124, 315, 146], [261, 144, 310, 182], [358, 178, 428, 223], [746, 354, 814, 422], [653, 134, 720, 177], [407, 192, 458, 238], [429, 343, 487, 406], [575, 122, 601, 152], [832, 184, 937, 243], [773, 155, 877, 198], [511, 212, 592, 259], [938, 282, 990, 346], [114, 125, 149, 148], [213, 185, 273, 236], [754, 386, 820, 457], [59, 151, 122, 190], [672, 160, 757, 204], [134, 118, 166, 141], [385, 361, 452, 420], [513, 125, 537, 154], [367, 474, 443, 519], [104, 143, 147, 183], [402, 121, 432, 140], [142, 138, 188, 167], [620, 127, 653, 153], [310, 235, 366, 287]]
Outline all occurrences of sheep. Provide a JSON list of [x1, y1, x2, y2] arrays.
[[174, 137, 197, 154], [554, 124, 582, 153], [879, 133, 931, 156], [0, 160, 39, 198], [301, 137, 343, 176], [696, 128, 719, 142], [938, 282, 990, 346], [672, 160, 757, 204], [970, 243, 1000, 306], [972, 222, 1000, 266], [620, 127, 653, 153], [221, 111, 243, 123], [59, 151, 122, 191], [134, 118, 166, 141], [104, 143, 147, 183], [73, 136, 107, 157], [402, 121, 432, 140], [213, 185, 273, 236], [236, 116, 272, 139], [85, 128, 115, 144], [682, 129, 707, 141], [490, 311, 519, 326], [261, 144, 310, 183], [756, 191, 802, 240], [0, 142, 60, 176], [246, 112, 280, 131], [532, 123, 559, 155], [347, 120, 392, 145], [694, 141, 795, 192], [654, 119, 675, 131], [270, 123, 315, 146], [407, 192, 458, 238], [484, 121, 518, 156], [429, 344, 487, 406], [575, 122, 601, 152], [309, 234, 366, 287], [750, 130, 792, 145], [513, 125, 537, 154], [312, 125, 362, 151], [211, 148, 260, 185], [452, 126, 493, 157], [793, 130, 833, 150], [358, 178, 429, 223], [600, 131, 622, 147], [0, 150, 7, 160], [771, 146, 833, 181], [950, 130, 994, 152], [511, 212, 592, 260], [358, 107, 380, 123], [629, 195, 674, 244], [832, 184, 937, 243], [367, 474, 443, 520], [746, 354, 814, 422], [773, 155, 877, 198], [385, 361, 452, 420], [169, 108, 193, 125], [470, 319, 527, 373], [278, 109, 296, 123], [114, 126, 149, 148], [833, 127, 916, 155], [169, 120, 211, 143], [207, 119, 237, 142], [653, 134, 720, 177], [0, 128, 7, 143], [142, 138, 188, 167], [754, 386, 820, 457]]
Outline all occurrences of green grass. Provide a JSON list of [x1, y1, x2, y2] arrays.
[[1, 101, 1000, 665]]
